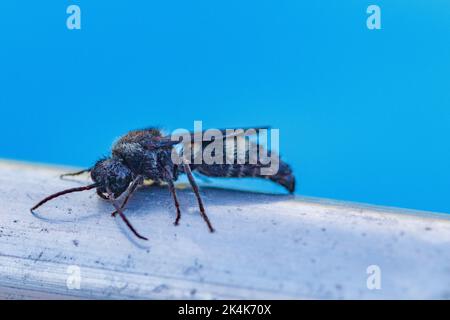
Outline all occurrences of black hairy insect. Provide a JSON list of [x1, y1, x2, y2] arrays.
[[30, 127, 295, 240]]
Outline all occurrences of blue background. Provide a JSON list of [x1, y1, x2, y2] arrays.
[[0, 1, 449, 213]]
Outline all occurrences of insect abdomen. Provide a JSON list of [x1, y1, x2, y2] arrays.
[[190, 161, 295, 193]]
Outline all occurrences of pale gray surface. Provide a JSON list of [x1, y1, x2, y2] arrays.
[[0, 160, 449, 299]]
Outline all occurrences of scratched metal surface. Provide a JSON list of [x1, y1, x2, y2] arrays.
[[0, 160, 449, 299]]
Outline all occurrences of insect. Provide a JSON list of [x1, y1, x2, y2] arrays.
[[30, 127, 295, 240]]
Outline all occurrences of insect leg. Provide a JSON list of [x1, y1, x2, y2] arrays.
[[107, 189, 148, 241], [182, 160, 215, 233], [111, 175, 144, 217], [166, 179, 182, 226]]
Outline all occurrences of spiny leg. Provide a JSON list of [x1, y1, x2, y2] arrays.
[[182, 160, 215, 233], [166, 179, 182, 226], [107, 189, 148, 241], [111, 175, 144, 217], [60, 168, 91, 179]]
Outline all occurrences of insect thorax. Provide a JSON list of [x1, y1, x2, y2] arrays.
[[112, 142, 177, 181]]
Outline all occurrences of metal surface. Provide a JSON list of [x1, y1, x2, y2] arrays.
[[0, 160, 449, 299]]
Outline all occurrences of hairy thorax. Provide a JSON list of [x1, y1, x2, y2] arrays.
[[112, 141, 176, 182]]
